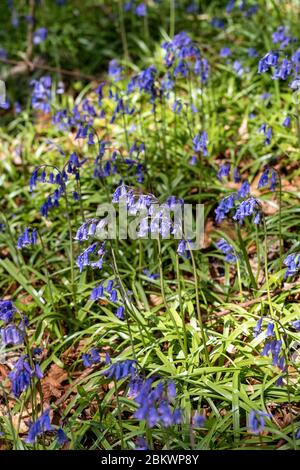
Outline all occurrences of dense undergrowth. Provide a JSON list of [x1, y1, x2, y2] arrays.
[[0, 0, 300, 450]]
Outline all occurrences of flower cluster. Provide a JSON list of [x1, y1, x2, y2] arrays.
[[132, 378, 182, 428], [90, 279, 125, 320], [283, 253, 300, 279], [216, 239, 237, 263], [0, 300, 27, 347], [215, 180, 260, 225], [192, 131, 208, 156], [30, 76, 52, 113], [257, 168, 276, 191], [253, 318, 286, 384], [248, 410, 270, 434], [162, 32, 208, 84], [259, 123, 272, 145], [102, 359, 136, 381], [17, 227, 37, 249]]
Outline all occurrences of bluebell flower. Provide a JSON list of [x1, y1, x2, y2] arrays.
[[291, 320, 300, 331], [261, 338, 284, 369], [291, 48, 300, 65], [216, 238, 236, 263], [186, 2, 198, 14], [33, 27, 48, 45], [127, 66, 157, 103], [248, 47, 258, 58], [189, 155, 197, 165], [215, 194, 235, 223], [219, 47, 231, 58], [0, 300, 17, 324], [26, 409, 53, 444], [9, 355, 43, 398], [237, 181, 250, 199], [167, 380, 176, 400], [217, 163, 231, 181], [143, 269, 159, 280], [136, 3, 146, 16], [266, 322, 275, 337], [195, 57, 209, 84], [257, 168, 276, 191], [283, 253, 300, 278], [273, 58, 292, 80], [193, 413, 206, 427], [17, 228, 37, 249], [135, 437, 148, 450], [1, 323, 25, 346], [211, 17, 225, 29], [172, 100, 183, 114], [272, 26, 295, 49], [259, 124, 272, 145], [289, 77, 300, 91], [243, 4, 258, 18], [161, 72, 174, 96], [108, 59, 123, 82], [233, 60, 244, 77], [258, 51, 279, 74], [90, 284, 104, 301], [30, 76, 52, 113], [133, 378, 182, 428], [260, 92, 271, 101], [233, 197, 260, 224], [116, 306, 125, 320], [103, 359, 136, 381], [82, 348, 101, 368], [248, 410, 270, 434], [161, 32, 203, 82], [177, 239, 190, 257], [56, 428, 68, 446], [14, 101, 21, 114], [76, 242, 106, 273], [0, 99, 10, 110], [226, 0, 235, 13], [282, 116, 291, 128], [234, 167, 241, 183], [124, 1, 133, 12], [253, 317, 263, 337], [192, 131, 208, 155], [0, 47, 7, 59]]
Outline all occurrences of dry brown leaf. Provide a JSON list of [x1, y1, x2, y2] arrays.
[[41, 364, 68, 401], [149, 294, 163, 306]]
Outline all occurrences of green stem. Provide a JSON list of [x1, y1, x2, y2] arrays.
[[113, 377, 125, 449], [189, 248, 210, 364], [176, 253, 188, 355], [157, 238, 187, 358], [118, 0, 129, 64], [236, 224, 257, 291], [169, 0, 175, 37]]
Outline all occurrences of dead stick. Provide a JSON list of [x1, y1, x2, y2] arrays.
[[0, 58, 96, 81]]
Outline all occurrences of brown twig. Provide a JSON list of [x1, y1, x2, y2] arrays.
[[54, 367, 93, 408], [0, 58, 96, 81]]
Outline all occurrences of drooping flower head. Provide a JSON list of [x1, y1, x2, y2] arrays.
[[283, 253, 300, 278], [26, 409, 53, 444], [0, 300, 17, 324], [216, 238, 236, 263], [248, 410, 270, 434]]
